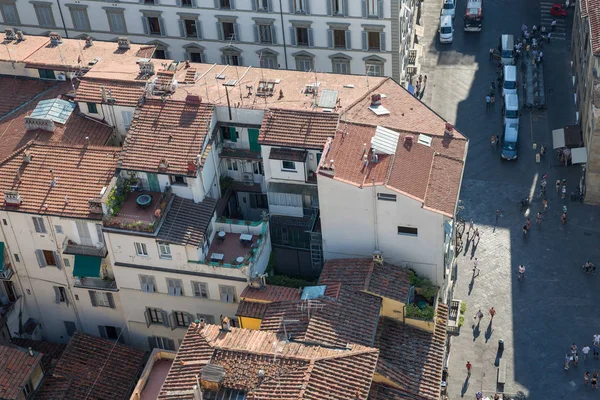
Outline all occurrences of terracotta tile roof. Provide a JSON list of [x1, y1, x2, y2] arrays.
[[159, 322, 379, 400], [10, 339, 66, 374], [318, 258, 374, 290], [236, 300, 269, 319], [319, 123, 467, 217], [269, 147, 307, 162], [0, 80, 113, 162], [0, 143, 119, 219], [240, 284, 301, 302], [0, 35, 50, 62], [371, 304, 449, 400], [0, 345, 43, 399], [36, 332, 145, 400], [120, 98, 213, 175], [75, 79, 146, 107], [220, 147, 261, 160], [157, 196, 217, 247], [0, 78, 55, 118], [588, 0, 600, 55], [23, 35, 155, 71], [366, 262, 411, 303], [259, 109, 339, 149], [259, 300, 310, 340]]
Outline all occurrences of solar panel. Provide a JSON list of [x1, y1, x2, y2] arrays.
[[371, 126, 400, 155], [30, 98, 75, 125], [318, 89, 338, 108]]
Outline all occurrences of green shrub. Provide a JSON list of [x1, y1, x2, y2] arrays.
[[460, 302, 467, 314], [408, 271, 437, 301], [405, 304, 435, 320], [458, 315, 465, 327], [220, 176, 234, 196]]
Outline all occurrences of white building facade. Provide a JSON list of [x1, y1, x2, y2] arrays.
[[0, 0, 419, 83]]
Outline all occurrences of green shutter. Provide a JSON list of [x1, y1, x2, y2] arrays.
[[248, 128, 261, 152], [229, 127, 237, 142], [316, 152, 322, 165], [147, 173, 161, 192]]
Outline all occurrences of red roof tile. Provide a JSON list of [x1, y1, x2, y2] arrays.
[[36, 332, 145, 400], [75, 79, 146, 107], [0, 143, 119, 219], [236, 300, 269, 319], [159, 322, 379, 400], [120, 98, 213, 175], [10, 339, 66, 374], [240, 284, 301, 303], [0, 345, 43, 399], [588, 0, 600, 55], [259, 300, 310, 341], [0, 78, 55, 117], [259, 109, 339, 149]]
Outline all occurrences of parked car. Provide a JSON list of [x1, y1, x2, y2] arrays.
[[441, 0, 456, 19]]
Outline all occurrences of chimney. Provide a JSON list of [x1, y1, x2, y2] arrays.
[[117, 37, 130, 50], [371, 93, 382, 107], [158, 158, 169, 170], [22, 151, 32, 163], [28, 347, 34, 357], [373, 250, 383, 264], [4, 28, 16, 41], [49, 32, 62, 45], [4, 190, 22, 206], [220, 316, 231, 331], [200, 364, 225, 392], [85, 36, 93, 47]]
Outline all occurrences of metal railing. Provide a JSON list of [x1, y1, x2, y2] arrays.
[[73, 277, 118, 291]]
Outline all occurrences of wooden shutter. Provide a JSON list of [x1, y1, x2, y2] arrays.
[[214, 0, 220, 8], [148, 277, 155, 292], [54, 286, 61, 303], [161, 310, 169, 327], [89, 290, 98, 307], [179, 20, 186, 37], [169, 312, 177, 330], [378, 0, 384, 18], [270, 25, 277, 44], [289, 27, 296, 46], [35, 250, 46, 268], [148, 336, 157, 349], [107, 293, 115, 309], [361, 31, 368, 50], [53, 251, 62, 270], [343, 0, 349, 15], [216, 22, 223, 41], [361, 0, 367, 17], [230, 0, 236, 9], [288, 0, 294, 12], [380, 32, 386, 51], [159, 18, 166, 36], [326, 0, 332, 15], [176, 0, 182, 5], [233, 23, 240, 41], [254, 25, 260, 43], [267, 0, 273, 11], [327, 29, 334, 48], [167, 338, 175, 351], [175, 280, 182, 296], [196, 20, 203, 39], [345, 30, 352, 49], [168, 279, 175, 296], [308, 28, 314, 47], [144, 309, 151, 327], [304, 0, 311, 14], [141, 17, 149, 35]]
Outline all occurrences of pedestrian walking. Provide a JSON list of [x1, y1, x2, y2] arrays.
[[575, 353, 580, 366], [476, 391, 483, 400], [495, 210, 500, 224], [572, 343, 578, 355], [491, 92, 495, 104], [473, 258, 480, 277], [466, 361, 472, 376], [586, 372, 591, 385], [469, 219, 474, 232], [543, 198, 548, 212], [551, 20, 557, 31], [522, 223, 528, 236], [473, 227, 480, 244], [566, 353, 571, 370], [539, 51, 543, 63], [495, 135, 500, 149], [491, 134, 496, 148], [583, 345, 591, 360], [547, 32, 551, 43], [518, 265, 525, 280], [536, 212, 542, 224], [593, 333, 600, 346], [474, 309, 484, 325], [486, 95, 491, 108], [556, 180, 561, 194], [489, 307, 496, 323], [593, 371, 599, 389], [562, 185, 567, 199]]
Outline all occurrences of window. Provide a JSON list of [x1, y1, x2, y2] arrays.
[[181, 0, 195, 6], [296, 27, 309, 46], [2, 219, 6, 225], [331, 0, 343, 15], [89, 290, 115, 308], [63, 258, 70, 267], [54, 225, 64, 234], [158, 242, 172, 259], [296, 58, 313, 71], [226, 159, 238, 171], [64, 321, 77, 336], [292, 0, 308, 13], [366, 62, 383, 76], [197, 313, 215, 324], [254, 0, 270, 11], [140, 275, 156, 292], [22, 381, 33, 397], [397, 226, 418, 236], [135, 242, 148, 256], [169, 175, 186, 185], [68, 7, 90, 31], [144, 16, 163, 35], [221, 126, 237, 142], [219, 285, 236, 303], [220, 21, 236, 41], [260, 56, 277, 69], [334, 30, 346, 48], [145, 307, 168, 326], [253, 161, 264, 175], [106, 10, 127, 34], [167, 278, 183, 296], [332, 59, 350, 74], [14, 254, 19, 263], [220, 0, 232, 9], [33, 4, 55, 27], [180, 19, 199, 38], [192, 281, 209, 298], [365, 0, 381, 17], [188, 51, 203, 62], [98, 325, 124, 343], [170, 311, 192, 329], [148, 336, 175, 350], [143, 0, 156, 3], [43, 250, 57, 266], [0, 4, 20, 25], [35, 249, 60, 268], [256, 24, 273, 44], [368, 31, 380, 50], [32, 217, 47, 234], [38, 69, 56, 80], [53, 286, 69, 305], [282, 160, 296, 171], [86, 102, 98, 114], [377, 193, 397, 201], [249, 193, 268, 209]]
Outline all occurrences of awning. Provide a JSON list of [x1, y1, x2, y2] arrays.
[[0, 242, 4, 271], [552, 128, 565, 149], [571, 147, 588, 164], [73, 255, 101, 278]]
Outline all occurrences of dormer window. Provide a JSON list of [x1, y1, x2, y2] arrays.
[[169, 175, 186, 185]]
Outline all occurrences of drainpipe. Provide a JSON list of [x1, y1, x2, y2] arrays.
[[372, 177, 379, 250], [55, 0, 69, 39], [278, 0, 289, 70]]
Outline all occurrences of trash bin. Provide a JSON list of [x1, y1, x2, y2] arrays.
[[498, 339, 504, 351]]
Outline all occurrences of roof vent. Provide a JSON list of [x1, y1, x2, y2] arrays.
[[4, 190, 22, 207], [15, 31, 23, 41], [371, 94, 382, 106], [49, 32, 62, 45], [223, 79, 237, 86], [373, 250, 383, 264], [85, 36, 93, 47], [215, 74, 226, 80], [88, 198, 103, 214], [220, 316, 231, 331], [117, 37, 130, 50], [200, 364, 225, 392], [158, 158, 169, 170], [185, 94, 201, 105], [4, 29, 15, 41], [418, 134, 432, 147], [24, 117, 55, 132], [137, 59, 155, 76]]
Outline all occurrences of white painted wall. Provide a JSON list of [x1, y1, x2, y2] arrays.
[[0, 62, 39, 78], [79, 101, 135, 139], [318, 178, 447, 285], [262, 144, 307, 183]]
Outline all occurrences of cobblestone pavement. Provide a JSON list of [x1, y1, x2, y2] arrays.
[[416, 0, 600, 398]]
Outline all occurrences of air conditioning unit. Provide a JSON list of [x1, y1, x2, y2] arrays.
[[56, 72, 66, 81], [117, 36, 130, 50]]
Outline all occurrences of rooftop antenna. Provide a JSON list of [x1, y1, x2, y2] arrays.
[[281, 319, 300, 342]]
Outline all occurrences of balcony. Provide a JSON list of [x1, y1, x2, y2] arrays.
[[73, 276, 118, 291], [63, 239, 108, 258], [0, 263, 13, 281]]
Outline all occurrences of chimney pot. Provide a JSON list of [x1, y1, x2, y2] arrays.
[[28, 347, 33, 357]]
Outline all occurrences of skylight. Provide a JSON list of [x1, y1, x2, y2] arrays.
[[30, 98, 75, 125]]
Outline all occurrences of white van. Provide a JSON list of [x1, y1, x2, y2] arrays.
[[503, 93, 519, 125], [501, 123, 519, 160], [439, 15, 454, 43], [500, 34, 515, 65], [503, 65, 517, 95]]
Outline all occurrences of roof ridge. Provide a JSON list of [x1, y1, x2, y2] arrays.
[[29, 141, 121, 153], [313, 346, 379, 362], [342, 77, 391, 115]]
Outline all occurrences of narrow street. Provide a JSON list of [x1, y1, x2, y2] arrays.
[[417, 0, 600, 398]]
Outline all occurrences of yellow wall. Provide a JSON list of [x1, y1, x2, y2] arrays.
[[404, 316, 435, 332], [372, 292, 405, 323], [239, 316, 262, 330], [30, 364, 44, 389]]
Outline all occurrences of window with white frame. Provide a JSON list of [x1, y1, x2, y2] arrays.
[[292, 0, 308, 13], [53, 286, 68, 305], [219, 285, 236, 303], [227, 159, 238, 171], [158, 242, 172, 259], [89, 290, 114, 308], [366, 0, 380, 17], [135, 242, 148, 256], [256, 24, 273, 44], [32, 217, 47, 234], [192, 281, 209, 298], [140, 275, 156, 292], [222, 53, 242, 66], [33, 4, 55, 27], [167, 278, 184, 296], [296, 57, 313, 71], [260, 55, 277, 69], [0, 3, 20, 25], [254, 0, 270, 11], [332, 58, 350, 74], [282, 160, 296, 171], [365, 59, 384, 76]]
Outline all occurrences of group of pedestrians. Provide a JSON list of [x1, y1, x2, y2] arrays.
[[564, 334, 600, 390], [413, 74, 427, 99]]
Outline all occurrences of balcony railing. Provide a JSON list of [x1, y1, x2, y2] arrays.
[[63, 240, 108, 258], [73, 277, 118, 291], [0, 263, 13, 280]]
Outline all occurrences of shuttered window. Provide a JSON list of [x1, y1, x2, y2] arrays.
[[139, 275, 156, 292], [219, 285, 236, 303], [167, 278, 183, 296]]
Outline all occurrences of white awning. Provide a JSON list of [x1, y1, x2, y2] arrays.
[[571, 147, 588, 164], [552, 128, 565, 149]]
